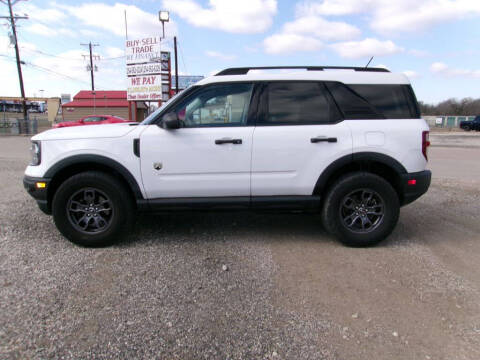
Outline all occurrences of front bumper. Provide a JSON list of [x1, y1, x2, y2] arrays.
[[23, 175, 51, 214], [400, 170, 431, 206]]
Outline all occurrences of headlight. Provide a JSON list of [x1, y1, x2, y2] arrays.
[[30, 141, 41, 166]]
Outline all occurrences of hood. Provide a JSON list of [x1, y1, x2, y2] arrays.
[[32, 122, 138, 141]]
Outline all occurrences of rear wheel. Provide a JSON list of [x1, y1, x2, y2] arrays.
[[321, 172, 399, 247], [52, 171, 134, 247], [463, 125, 471, 131]]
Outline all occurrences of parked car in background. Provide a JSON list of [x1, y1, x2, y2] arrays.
[[53, 115, 130, 128], [459, 116, 480, 131]]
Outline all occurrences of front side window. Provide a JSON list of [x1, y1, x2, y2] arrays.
[[262, 82, 340, 125], [172, 83, 253, 127]]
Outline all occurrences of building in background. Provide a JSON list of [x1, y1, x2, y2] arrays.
[[171, 76, 204, 94], [61, 90, 147, 122]]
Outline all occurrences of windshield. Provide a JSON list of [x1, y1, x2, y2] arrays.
[[141, 88, 196, 125]]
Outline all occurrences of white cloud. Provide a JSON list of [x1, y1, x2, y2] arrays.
[[105, 46, 125, 58], [403, 70, 420, 79], [163, 0, 277, 33], [15, 3, 66, 24], [263, 14, 359, 54], [282, 16, 360, 41], [58, 3, 177, 38], [205, 50, 236, 61], [26, 23, 76, 38], [264, 33, 323, 54], [430, 62, 480, 78], [330, 38, 403, 59], [297, 0, 480, 33]]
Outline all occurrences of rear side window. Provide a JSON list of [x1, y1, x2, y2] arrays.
[[349, 84, 420, 119], [262, 82, 340, 125], [325, 82, 382, 120]]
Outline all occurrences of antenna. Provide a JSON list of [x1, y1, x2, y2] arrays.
[[365, 56, 374, 69]]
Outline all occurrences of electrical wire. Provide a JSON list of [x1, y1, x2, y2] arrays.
[[20, 47, 84, 61], [177, 39, 189, 75]]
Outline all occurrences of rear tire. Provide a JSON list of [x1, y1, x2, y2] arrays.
[[463, 126, 471, 131], [321, 172, 399, 247], [52, 171, 134, 247]]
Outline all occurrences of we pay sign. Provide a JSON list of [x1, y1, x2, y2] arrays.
[[127, 75, 162, 101], [130, 75, 159, 86]]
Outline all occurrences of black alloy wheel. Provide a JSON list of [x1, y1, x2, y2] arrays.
[[67, 188, 114, 234], [339, 189, 385, 234]]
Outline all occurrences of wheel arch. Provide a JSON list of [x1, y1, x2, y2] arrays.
[[313, 152, 407, 203], [44, 155, 144, 213]]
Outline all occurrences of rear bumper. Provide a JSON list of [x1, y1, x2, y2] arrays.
[[400, 170, 431, 206], [23, 175, 51, 214]]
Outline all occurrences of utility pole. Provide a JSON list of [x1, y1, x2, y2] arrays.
[[81, 42, 99, 91], [1, 0, 29, 118], [174, 36, 179, 94]]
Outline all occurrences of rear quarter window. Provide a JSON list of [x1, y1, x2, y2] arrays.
[[349, 84, 420, 119]]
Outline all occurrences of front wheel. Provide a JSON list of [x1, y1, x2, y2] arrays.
[[321, 172, 400, 247], [52, 171, 134, 247]]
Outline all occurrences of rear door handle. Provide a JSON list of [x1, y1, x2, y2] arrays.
[[215, 138, 242, 145], [311, 136, 337, 143]]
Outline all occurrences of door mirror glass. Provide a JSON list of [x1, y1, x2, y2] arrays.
[[162, 112, 181, 129]]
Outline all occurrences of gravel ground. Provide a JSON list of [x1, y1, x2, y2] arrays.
[[1, 136, 480, 359]]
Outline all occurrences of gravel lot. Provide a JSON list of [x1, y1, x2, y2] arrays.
[[1, 134, 480, 359]]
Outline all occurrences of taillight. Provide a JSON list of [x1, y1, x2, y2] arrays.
[[422, 131, 430, 160]]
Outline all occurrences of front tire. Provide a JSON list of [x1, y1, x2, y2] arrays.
[[321, 172, 399, 247], [52, 171, 134, 247]]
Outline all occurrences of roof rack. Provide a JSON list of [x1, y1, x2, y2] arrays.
[[215, 66, 390, 76]]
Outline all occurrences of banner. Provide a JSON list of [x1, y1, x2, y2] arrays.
[[127, 75, 162, 101], [126, 35, 171, 101], [125, 36, 161, 65]]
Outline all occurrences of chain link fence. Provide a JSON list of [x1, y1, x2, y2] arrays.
[[0, 117, 38, 135]]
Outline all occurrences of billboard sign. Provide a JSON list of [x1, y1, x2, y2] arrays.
[[127, 63, 163, 76], [171, 75, 204, 90], [127, 75, 162, 101], [125, 36, 161, 65], [126, 34, 171, 101]]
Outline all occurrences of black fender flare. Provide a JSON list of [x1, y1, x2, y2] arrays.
[[44, 154, 144, 199], [313, 152, 407, 194]]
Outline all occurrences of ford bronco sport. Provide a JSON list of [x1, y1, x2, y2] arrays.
[[24, 66, 431, 247]]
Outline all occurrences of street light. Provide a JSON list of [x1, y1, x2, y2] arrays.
[[159, 10, 169, 38]]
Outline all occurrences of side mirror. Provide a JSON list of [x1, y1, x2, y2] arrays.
[[161, 112, 181, 129]]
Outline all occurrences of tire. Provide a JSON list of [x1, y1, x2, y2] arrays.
[[463, 126, 471, 131], [52, 171, 134, 247], [321, 172, 400, 247]]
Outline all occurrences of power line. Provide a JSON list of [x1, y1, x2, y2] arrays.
[[178, 39, 189, 75], [0, 0, 28, 117]]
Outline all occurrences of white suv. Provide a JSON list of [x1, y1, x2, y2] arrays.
[[23, 66, 431, 247]]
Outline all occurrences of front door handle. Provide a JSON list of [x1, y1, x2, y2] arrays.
[[215, 138, 242, 145], [311, 136, 337, 143]]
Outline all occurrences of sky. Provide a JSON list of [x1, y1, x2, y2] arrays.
[[1, 0, 480, 104]]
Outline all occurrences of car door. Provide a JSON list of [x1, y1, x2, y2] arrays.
[[140, 82, 256, 199], [251, 81, 352, 196]]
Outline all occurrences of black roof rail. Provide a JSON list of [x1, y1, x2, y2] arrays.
[[215, 66, 390, 76]]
